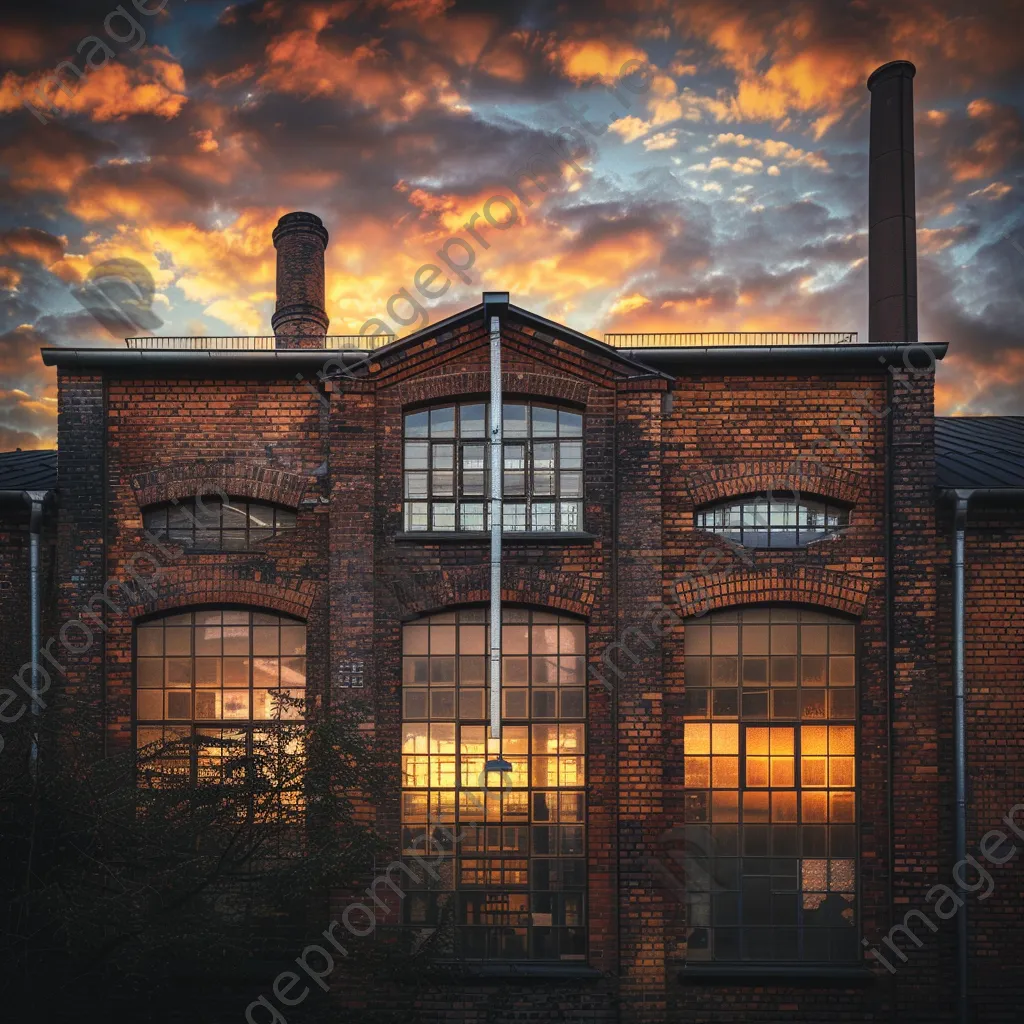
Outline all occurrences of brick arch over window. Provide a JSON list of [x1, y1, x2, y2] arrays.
[[389, 566, 596, 620], [674, 566, 872, 618], [684, 459, 862, 509], [126, 569, 319, 622], [131, 460, 310, 511], [393, 371, 591, 409]]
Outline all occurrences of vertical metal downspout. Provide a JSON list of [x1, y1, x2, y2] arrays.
[[489, 315, 503, 743], [25, 492, 45, 777], [884, 372, 895, 942], [953, 491, 970, 1024]]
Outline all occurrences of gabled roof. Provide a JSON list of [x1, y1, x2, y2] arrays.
[[348, 301, 675, 382], [0, 448, 57, 493], [935, 417, 1024, 489]]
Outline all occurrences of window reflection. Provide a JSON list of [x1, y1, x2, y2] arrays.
[[403, 403, 584, 533], [401, 608, 587, 961], [683, 608, 857, 962], [135, 610, 306, 788], [144, 498, 298, 551], [695, 495, 849, 548]]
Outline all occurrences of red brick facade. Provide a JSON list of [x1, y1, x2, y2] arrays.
[[2, 307, 1018, 1022]]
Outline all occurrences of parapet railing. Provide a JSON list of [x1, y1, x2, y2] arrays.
[[124, 331, 859, 351], [604, 331, 858, 347], [124, 335, 395, 350]]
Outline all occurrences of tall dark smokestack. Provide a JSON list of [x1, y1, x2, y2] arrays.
[[867, 60, 918, 344], [272, 212, 329, 349]]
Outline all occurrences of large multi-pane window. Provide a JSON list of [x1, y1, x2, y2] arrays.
[[695, 495, 849, 548], [143, 498, 297, 551], [682, 607, 857, 962], [134, 610, 306, 785], [403, 402, 583, 533], [401, 608, 587, 960]]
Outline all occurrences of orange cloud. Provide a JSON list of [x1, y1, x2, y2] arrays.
[[256, 5, 461, 119], [67, 174, 197, 224], [936, 349, 1024, 415], [0, 49, 187, 123], [1, 144, 95, 194], [967, 182, 1012, 201], [545, 38, 648, 85], [609, 115, 652, 143], [0, 227, 67, 266], [0, 267, 22, 290], [948, 99, 1023, 181], [665, 1, 1017, 138], [715, 132, 830, 170]]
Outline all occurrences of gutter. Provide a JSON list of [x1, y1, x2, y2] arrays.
[[620, 342, 947, 372], [41, 348, 370, 370], [41, 342, 948, 376]]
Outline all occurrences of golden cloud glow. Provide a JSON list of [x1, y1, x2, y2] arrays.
[[609, 115, 652, 143], [546, 38, 648, 85], [0, 50, 187, 122]]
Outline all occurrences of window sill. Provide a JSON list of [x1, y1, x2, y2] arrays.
[[679, 963, 876, 985], [394, 531, 597, 544], [430, 961, 603, 980]]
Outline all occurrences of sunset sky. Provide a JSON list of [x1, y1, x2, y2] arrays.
[[1, 0, 1023, 449]]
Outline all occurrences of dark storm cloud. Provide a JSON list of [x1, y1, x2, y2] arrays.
[[0, 0, 1022, 423]]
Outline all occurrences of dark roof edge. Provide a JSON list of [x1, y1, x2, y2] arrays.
[[42, 341, 947, 376], [0, 489, 57, 511], [41, 348, 370, 369], [938, 487, 1024, 500], [622, 342, 948, 372], [505, 304, 675, 380], [352, 302, 674, 381]]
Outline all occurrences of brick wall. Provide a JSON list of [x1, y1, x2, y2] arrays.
[[43, 321, 1020, 1023], [937, 498, 1024, 1024], [100, 372, 331, 756]]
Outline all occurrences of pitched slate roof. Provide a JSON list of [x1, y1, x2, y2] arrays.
[[0, 449, 58, 492], [935, 417, 1024, 489]]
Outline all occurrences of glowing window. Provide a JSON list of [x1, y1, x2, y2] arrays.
[[134, 610, 306, 789], [401, 607, 587, 961], [682, 607, 857, 963]]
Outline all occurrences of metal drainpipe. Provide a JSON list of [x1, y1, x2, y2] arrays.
[[25, 491, 46, 777], [488, 314, 504, 748], [953, 490, 971, 1024]]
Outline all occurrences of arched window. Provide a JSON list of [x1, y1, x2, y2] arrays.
[[134, 609, 306, 784], [695, 494, 849, 548], [403, 401, 583, 533], [401, 607, 587, 961], [682, 607, 857, 963], [143, 497, 297, 551]]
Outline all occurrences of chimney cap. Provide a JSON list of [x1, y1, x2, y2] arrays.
[[273, 211, 329, 248], [867, 60, 916, 90]]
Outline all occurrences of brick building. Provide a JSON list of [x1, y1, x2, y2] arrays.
[[2, 60, 1022, 1023]]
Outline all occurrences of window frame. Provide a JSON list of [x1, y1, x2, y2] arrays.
[[681, 605, 860, 965], [694, 493, 851, 548], [400, 606, 589, 963], [142, 496, 299, 553], [132, 606, 308, 787], [402, 400, 584, 534]]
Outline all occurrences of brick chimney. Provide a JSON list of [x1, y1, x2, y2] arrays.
[[272, 212, 329, 348], [867, 60, 918, 345]]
